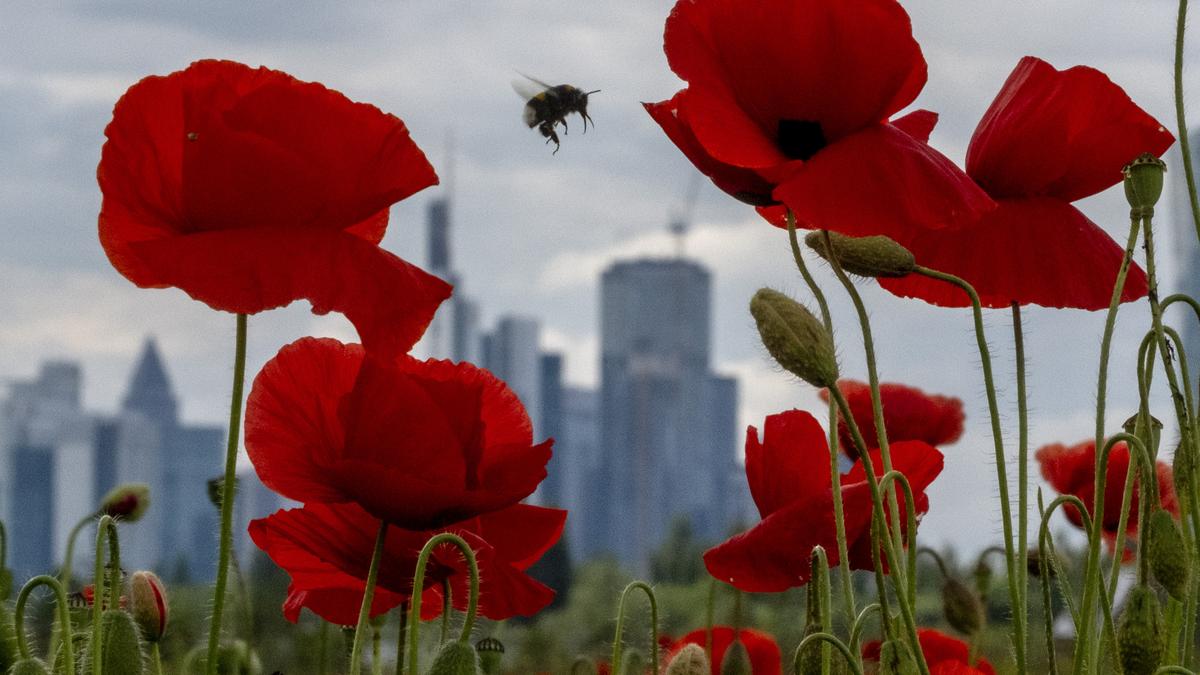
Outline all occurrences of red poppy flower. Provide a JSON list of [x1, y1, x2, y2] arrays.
[[864, 629, 994, 675], [249, 500, 564, 625], [819, 379, 964, 459], [703, 410, 943, 592], [245, 337, 553, 529], [98, 60, 450, 356], [879, 56, 1173, 309], [646, 0, 992, 238], [1036, 439, 1178, 554], [666, 627, 781, 675]]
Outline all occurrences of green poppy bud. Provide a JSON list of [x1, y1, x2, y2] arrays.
[[877, 640, 919, 675], [665, 644, 709, 675], [750, 288, 837, 389], [972, 558, 993, 596], [1148, 510, 1190, 600], [428, 641, 480, 675], [475, 637, 504, 675], [99, 483, 150, 522], [83, 609, 144, 675], [1117, 585, 1164, 675], [128, 571, 168, 643], [794, 624, 847, 675], [804, 231, 916, 278], [942, 577, 984, 635], [51, 630, 87, 675], [9, 658, 51, 675], [719, 638, 751, 675], [1173, 442, 1194, 504], [1025, 548, 1055, 579], [1123, 153, 1167, 215], [0, 602, 16, 674]]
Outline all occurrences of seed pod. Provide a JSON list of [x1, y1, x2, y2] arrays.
[[877, 640, 919, 675], [9, 658, 51, 675], [83, 609, 145, 675], [475, 637, 504, 675], [99, 483, 150, 522], [1123, 153, 1167, 214], [942, 577, 984, 635], [665, 644, 709, 675], [129, 571, 168, 643], [1117, 585, 1164, 675], [428, 641, 480, 675], [719, 638, 751, 675], [750, 288, 837, 389], [1148, 510, 1190, 600], [804, 231, 916, 278]]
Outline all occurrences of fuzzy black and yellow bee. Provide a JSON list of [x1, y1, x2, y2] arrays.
[[513, 74, 600, 154]]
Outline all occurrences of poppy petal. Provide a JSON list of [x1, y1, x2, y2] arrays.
[[120, 226, 450, 357], [282, 583, 405, 626], [664, 0, 927, 141], [474, 504, 568, 569], [967, 56, 1174, 201], [773, 124, 993, 237], [668, 627, 782, 675], [745, 410, 831, 518], [878, 198, 1149, 309], [891, 109, 939, 144]]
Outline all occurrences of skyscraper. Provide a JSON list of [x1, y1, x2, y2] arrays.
[[417, 196, 481, 364], [597, 258, 739, 572], [483, 316, 543, 435]]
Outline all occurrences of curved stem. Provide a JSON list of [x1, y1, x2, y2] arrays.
[[787, 214, 855, 624], [1013, 301, 1031, 660], [1036, 491, 1060, 675], [918, 548, 950, 580], [913, 265, 1023, 673], [14, 575, 74, 673], [59, 515, 92, 589], [350, 522, 389, 675], [440, 580, 451, 644], [849, 603, 881, 655], [611, 581, 659, 673], [796, 632, 865, 675], [91, 515, 118, 675], [1176, 0, 1200, 246], [822, 230, 905, 564], [809, 547, 834, 674], [206, 312, 248, 675], [877, 471, 919, 607], [407, 533, 480, 675]]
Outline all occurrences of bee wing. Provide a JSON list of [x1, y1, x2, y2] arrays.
[[511, 71, 555, 99]]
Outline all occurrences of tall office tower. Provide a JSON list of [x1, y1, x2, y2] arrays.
[[417, 196, 481, 364], [538, 353, 565, 506], [1174, 131, 1200, 384], [598, 258, 739, 573], [483, 316, 544, 435], [560, 387, 601, 561], [0, 361, 92, 581], [112, 339, 223, 581]]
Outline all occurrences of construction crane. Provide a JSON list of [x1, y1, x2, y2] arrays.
[[669, 173, 701, 259]]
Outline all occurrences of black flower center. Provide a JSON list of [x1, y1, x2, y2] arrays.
[[777, 119, 826, 161]]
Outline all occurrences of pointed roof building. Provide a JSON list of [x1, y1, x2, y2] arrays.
[[121, 337, 178, 425]]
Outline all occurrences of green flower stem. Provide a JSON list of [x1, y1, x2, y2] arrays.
[[1144, 216, 1191, 457], [59, 514, 93, 589], [394, 602, 407, 675], [877, 471, 919, 607], [912, 265, 1023, 674], [207, 312, 248, 675], [809, 547, 834, 674], [828, 387, 928, 675], [705, 578, 716, 665], [152, 643, 164, 675], [866, 514, 895, 644], [372, 619, 383, 675], [796, 632, 864, 675], [349, 522, 389, 675], [1035, 492, 1060, 675], [14, 575, 73, 674], [1176, 0, 1200, 246], [1154, 667, 1196, 674], [848, 603, 880, 655], [440, 580, 451, 644], [1012, 301, 1031, 655], [91, 515, 119, 675], [787, 214, 856, 625], [821, 230, 906, 564], [611, 581, 659, 673], [407, 533, 480, 675]]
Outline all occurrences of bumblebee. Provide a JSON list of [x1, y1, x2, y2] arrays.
[[513, 74, 599, 154]]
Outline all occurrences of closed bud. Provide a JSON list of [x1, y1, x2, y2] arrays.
[[52, 631, 87, 675], [129, 570, 168, 642], [804, 231, 916, 278], [877, 640, 919, 675], [1148, 510, 1190, 600], [972, 558, 993, 596], [719, 638, 751, 675], [83, 609, 144, 675], [1173, 442, 1194, 504], [942, 577, 984, 635], [215, 640, 262, 675], [795, 625, 847, 675], [1123, 153, 1167, 215], [1026, 548, 1055, 579], [99, 483, 150, 522], [750, 288, 837, 388], [9, 658, 51, 675], [666, 644, 709, 675], [428, 641, 480, 675], [1117, 585, 1164, 675], [475, 637, 504, 675], [0, 601, 14, 674]]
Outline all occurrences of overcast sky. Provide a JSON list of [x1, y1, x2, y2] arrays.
[[1, 0, 1198, 554]]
